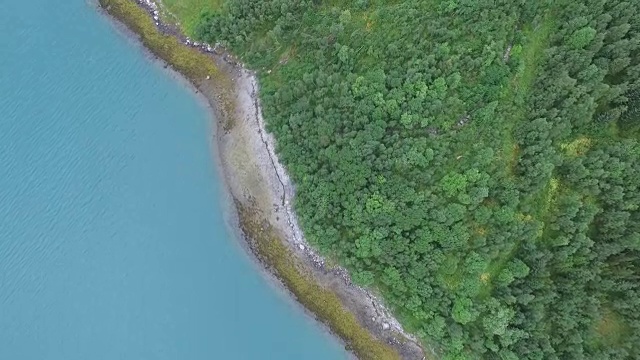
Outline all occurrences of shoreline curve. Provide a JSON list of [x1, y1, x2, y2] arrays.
[[96, 1, 427, 359]]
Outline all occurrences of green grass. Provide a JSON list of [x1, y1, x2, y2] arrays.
[[161, 0, 223, 36], [422, 14, 558, 302], [481, 13, 557, 287], [503, 15, 556, 176], [592, 308, 630, 348]]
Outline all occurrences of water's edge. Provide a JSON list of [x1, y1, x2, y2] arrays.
[[96, 1, 426, 359]]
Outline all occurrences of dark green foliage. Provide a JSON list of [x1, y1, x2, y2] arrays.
[[195, 0, 640, 358]]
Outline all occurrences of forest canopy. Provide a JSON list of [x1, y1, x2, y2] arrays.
[[191, 0, 640, 358]]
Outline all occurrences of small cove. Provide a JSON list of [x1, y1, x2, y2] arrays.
[[0, 1, 347, 359]]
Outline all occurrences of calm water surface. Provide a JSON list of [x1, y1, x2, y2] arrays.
[[0, 1, 346, 359]]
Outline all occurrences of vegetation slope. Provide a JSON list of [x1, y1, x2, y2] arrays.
[[170, 0, 638, 358]]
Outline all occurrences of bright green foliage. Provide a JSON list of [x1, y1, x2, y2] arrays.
[[452, 298, 478, 325], [162, 0, 222, 35], [193, 0, 640, 358], [570, 26, 597, 49]]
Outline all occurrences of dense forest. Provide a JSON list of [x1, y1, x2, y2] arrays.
[[190, 0, 640, 358]]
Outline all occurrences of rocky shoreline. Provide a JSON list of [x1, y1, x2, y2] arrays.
[[98, 0, 427, 358]]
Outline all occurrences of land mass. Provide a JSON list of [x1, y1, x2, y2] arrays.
[[189, 1, 639, 359]]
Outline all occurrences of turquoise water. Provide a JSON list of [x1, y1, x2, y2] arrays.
[[0, 1, 346, 359]]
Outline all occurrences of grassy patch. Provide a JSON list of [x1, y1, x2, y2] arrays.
[[161, 0, 222, 36], [592, 308, 629, 347], [503, 15, 556, 175], [482, 13, 558, 291], [561, 136, 593, 157]]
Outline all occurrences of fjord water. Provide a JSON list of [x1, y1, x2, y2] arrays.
[[0, 1, 346, 359]]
